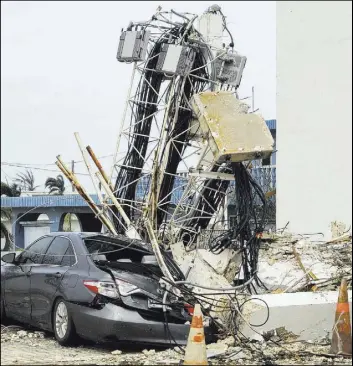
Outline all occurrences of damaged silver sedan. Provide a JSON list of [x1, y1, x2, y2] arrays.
[[1, 232, 214, 346]]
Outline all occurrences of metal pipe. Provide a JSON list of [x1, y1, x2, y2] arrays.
[[171, 9, 191, 21], [145, 219, 174, 282], [56, 157, 117, 235], [110, 65, 137, 182], [95, 172, 140, 240], [74, 132, 104, 204], [252, 86, 255, 112], [86, 145, 113, 191]]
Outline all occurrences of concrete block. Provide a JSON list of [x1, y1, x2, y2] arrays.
[[170, 242, 234, 328], [198, 248, 237, 275], [241, 291, 353, 342]]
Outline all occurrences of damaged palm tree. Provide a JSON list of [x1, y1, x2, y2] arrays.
[[1, 181, 20, 251], [1, 208, 13, 251], [15, 170, 39, 192], [45, 175, 66, 195]]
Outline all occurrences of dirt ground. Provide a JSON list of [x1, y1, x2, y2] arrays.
[[1, 324, 352, 365]]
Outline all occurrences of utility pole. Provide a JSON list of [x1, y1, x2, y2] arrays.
[[71, 160, 75, 192]]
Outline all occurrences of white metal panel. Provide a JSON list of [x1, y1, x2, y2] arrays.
[[196, 13, 224, 51], [162, 45, 183, 73], [121, 31, 137, 59]]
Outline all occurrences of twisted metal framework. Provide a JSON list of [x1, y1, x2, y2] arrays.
[[109, 9, 238, 246]]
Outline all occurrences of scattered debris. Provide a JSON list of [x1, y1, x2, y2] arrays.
[[111, 350, 122, 355], [2, 325, 352, 365]]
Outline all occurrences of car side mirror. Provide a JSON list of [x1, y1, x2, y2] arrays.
[[1, 252, 16, 264]]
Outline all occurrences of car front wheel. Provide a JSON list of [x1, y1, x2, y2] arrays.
[[53, 298, 77, 346]]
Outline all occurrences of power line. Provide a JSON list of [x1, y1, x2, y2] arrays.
[[1, 163, 90, 176], [1, 153, 115, 168]]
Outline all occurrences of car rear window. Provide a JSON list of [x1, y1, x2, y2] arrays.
[[84, 237, 148, 263]]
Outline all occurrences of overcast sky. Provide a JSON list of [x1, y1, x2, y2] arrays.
[[1, 1, 276, 192]]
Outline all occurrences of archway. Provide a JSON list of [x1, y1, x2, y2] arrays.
[[76, 213, 102, 233], [59, 213, 82, 232]]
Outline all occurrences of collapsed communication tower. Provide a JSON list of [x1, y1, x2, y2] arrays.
[[109, 5, 274, 288], [57, 5, 274, 291]]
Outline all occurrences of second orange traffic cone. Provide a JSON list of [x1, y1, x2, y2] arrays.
[[183, 304, 208, 365], [329, 278, 352, 356]]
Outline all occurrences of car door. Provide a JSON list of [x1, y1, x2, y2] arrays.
[[4, 236, 54, 323], [29, 236, 76, 328]]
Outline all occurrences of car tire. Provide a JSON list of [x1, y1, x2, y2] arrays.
[[53, 298, 78, 346]]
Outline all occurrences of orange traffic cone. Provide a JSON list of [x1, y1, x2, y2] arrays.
[[329, 278, 352, 356], [183, 304, 208, 365]]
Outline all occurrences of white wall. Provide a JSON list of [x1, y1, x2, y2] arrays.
[[276, 1, 352, 238], [23, 225, 51, 248]]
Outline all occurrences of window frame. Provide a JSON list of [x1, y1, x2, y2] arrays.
[[16, 235, 55, 265], [41, 235, 78, 267]]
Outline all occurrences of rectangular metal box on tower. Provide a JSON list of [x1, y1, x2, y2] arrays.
[[213, 51, 247, 88], [117, 30, 150, 62], [156, 44, 196, 76], [190, 92, 274, 163]]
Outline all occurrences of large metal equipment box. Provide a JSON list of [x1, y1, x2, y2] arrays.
[[213, 51, 247, 88], [156, 44, 196, 76], [117, 30, 150, 62], [190, 92, 274, 163]]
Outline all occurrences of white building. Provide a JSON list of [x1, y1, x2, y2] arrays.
[[276, 1, 352, 238]]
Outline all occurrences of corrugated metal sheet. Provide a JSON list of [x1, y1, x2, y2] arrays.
[[2, 165, 277, 209], [266, 119, 276, 130], [1, 194, 101, 208]]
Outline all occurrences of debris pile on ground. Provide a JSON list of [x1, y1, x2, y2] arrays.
[[258, 233, 352, 293], [1, 325, 352, 365]]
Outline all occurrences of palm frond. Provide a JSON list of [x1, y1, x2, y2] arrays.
[[1, 182, 21, 197], [1, 208, 12, 221], [15, 170, 37, 191], [1, 182, 13, 197], [45, 175, 66, 195], [10, 184, 22, 197], [1, 221, 14, 251]]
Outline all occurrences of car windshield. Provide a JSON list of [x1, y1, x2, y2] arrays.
[[83, 235, 151, 263]]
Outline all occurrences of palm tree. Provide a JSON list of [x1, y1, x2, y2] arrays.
[[15, 170, 39, 191], [45, 175, 65, 195], [1, 208, 13, 251], [1, 182, 21, 197], [1, 181, 20, 251]]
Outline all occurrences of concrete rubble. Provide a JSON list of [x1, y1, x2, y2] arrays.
[[2, 325, 352, 365], [257, 233, 352, 292]]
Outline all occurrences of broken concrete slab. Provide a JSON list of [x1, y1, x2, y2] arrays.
[[257, 238, 352, 292], [197, 248, 239, 275], [240, 291, 353, 342], [170, 242, 235, 330], [331, 221, 347, 239]]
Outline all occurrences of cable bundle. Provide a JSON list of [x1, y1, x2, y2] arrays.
[[113, 28, 181, 233], [210, 162, 267, 292], [156, 47, 210, 230]]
